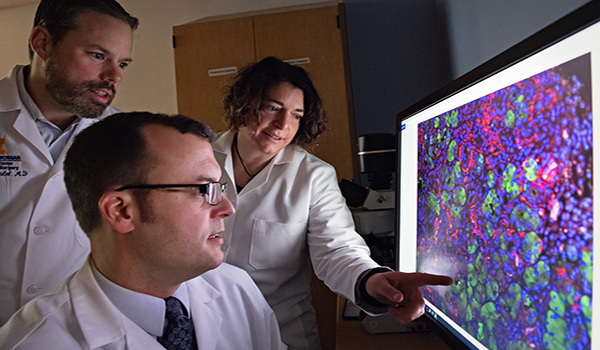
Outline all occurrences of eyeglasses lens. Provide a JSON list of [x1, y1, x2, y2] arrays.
[[206, 182, 226, 205]]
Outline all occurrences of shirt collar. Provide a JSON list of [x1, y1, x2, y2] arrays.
[[90, 259, 191, 338]]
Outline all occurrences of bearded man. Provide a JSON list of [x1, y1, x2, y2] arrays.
[[0, 0, 138, 326]]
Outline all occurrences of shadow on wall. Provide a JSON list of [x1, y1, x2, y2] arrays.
[[345, 0, 453, 136]]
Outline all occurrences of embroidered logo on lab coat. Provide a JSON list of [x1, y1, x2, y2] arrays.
[[0, 139, 27, 177]]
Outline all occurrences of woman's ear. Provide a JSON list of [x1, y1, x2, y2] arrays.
[[98, 191, 135, 233], [29, 26, 53, 61]]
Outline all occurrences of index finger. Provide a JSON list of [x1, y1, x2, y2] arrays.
[[401, 272, 454, 288]]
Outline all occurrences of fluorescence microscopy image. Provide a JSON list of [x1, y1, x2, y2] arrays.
[[417, 53, 593, 350]]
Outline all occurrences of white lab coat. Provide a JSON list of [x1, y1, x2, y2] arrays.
[[0, 258, 287, 350], [0, 65, 117, 325], [213, 131, 380, 350]]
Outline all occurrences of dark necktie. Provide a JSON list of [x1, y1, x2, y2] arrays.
[[157, 296, 198, 350]]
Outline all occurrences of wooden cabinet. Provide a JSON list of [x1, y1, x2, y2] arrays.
[[172, 16, 255, 132], [172, 2, 358, 182], [173, 4, 358, 349]]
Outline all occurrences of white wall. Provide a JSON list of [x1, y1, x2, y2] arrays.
[[0, 0, 326, 114]]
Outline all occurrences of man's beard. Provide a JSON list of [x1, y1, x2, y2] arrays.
[[44, 56, 116, 119]]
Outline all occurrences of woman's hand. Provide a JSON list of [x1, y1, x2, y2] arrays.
[[365, 271, 453, 323]]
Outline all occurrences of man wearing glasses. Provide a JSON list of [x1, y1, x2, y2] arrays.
[[0, 112, 286, 349]]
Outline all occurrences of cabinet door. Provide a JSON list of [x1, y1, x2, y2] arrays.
[[254, 4, 358, 182], [173, 17, 255, 132]]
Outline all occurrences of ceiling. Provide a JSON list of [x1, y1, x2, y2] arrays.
[[0, 0, 38, 10]]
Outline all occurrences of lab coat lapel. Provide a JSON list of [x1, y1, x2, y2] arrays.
[[71, 258, 163, 349], [71, 259, 127, 348], [11, 111, 53, 165], [187, 277, 223, 350], [240, 143, 296, 195], [0, 66, 52, 164]]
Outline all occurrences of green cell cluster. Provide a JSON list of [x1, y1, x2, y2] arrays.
[[505, 109, 516, 128], [523, 157, 538, 182], [502, 163, 520, 199]]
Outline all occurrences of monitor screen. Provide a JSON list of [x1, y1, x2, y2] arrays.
[[396, 3, 599, 349]]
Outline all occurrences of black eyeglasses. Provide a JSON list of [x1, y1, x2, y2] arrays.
[[115, 182, 227, 206]]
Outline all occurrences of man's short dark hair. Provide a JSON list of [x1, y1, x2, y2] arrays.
[[64, 112, 213, 234], [29, 0, 139, 60], [223, 56, 327, 149]]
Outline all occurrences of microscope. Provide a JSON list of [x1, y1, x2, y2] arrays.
[[340, 132, 396, 269], [340, 133, 430, 334]]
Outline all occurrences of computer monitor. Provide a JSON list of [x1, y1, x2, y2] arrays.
[[396, 2, 598, 349]]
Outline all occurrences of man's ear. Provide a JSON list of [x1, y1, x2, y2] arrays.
[[98, 191, 135, 233], [29, 26, 53, 61]]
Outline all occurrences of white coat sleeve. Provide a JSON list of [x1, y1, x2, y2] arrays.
[[304, 161, 381, 302]]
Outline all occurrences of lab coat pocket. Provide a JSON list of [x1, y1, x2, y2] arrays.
[[249, 219, 307, 270]]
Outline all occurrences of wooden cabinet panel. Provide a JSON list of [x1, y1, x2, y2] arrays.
[[173, 17, 255, 132]]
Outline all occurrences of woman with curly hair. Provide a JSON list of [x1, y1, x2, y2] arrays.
[[212, 57, 452, 350]]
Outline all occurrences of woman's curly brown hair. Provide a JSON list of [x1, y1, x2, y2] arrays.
[[223, 57, 327, 148]]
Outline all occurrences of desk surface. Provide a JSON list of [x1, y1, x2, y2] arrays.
[[336, 298, 451, 350]]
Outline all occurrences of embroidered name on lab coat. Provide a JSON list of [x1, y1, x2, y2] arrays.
[[0, 154, 27, 177]]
